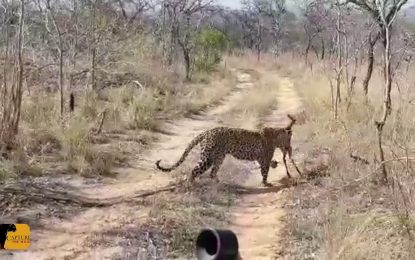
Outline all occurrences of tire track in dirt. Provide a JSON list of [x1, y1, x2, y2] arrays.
[[86, 69, 258, 199], [6, 69, 258, 260], [229, 75, 304, 260]]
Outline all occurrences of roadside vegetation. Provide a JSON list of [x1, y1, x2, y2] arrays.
[[1, 0, 414, 258]]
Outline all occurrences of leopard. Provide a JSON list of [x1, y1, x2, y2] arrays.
[[155, 114, 302, 187]]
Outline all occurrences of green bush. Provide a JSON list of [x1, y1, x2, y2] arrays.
[[194, 28, 228, 72]]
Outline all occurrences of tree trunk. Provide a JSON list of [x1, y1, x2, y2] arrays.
[[12, 0, 25, 135], [376, 25, 393, 184], [69, 92, 75, 112], [59, 46, 64, 118], [405, 56, 411, 73], [335, 10, 342, 111], [90, 0, 97, 90], [72, 0, 78, 67], [178, 38, 191, 81], [347, 76, 356, 112], [91, 47, 96, 90], [312, 45, 319, 58], [256, 20, 262, 62], [257, 46, 261, 62], [1, 19, 10, 147], [362, 32, 379, 96], [335, 73, 341, 119], [184, 47, 191, 80], [304, 38, 311, 63], [168, 25, 175, 66]]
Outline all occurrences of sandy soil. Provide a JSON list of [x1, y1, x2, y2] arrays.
[[229, 75, 304, 260], [2, 69, 303, 260]]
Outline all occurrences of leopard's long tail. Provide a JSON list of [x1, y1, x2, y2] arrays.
[[155, 132, 205, 172]]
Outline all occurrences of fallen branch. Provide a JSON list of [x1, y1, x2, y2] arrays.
[[0, 182, 182, 208], [132, 80, 144, 90], [350, 153, 370, 165], [96, 110, 107, 135], [378, 157, 415, 165], [124, 182, 182, 203], [0, 185, 110, 207]]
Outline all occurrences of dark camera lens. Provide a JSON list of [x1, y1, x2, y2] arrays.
[[195, 229, 240, 260]]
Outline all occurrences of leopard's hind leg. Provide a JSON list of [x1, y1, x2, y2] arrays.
[[209, 154, 225, 183], [186, 151, 214, 187]]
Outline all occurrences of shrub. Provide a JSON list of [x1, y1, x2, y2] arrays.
[[59, 118, 90, 161], [194, 28, 228, 72], [127, 94, 160, 131], [21, 92, 58, 129]]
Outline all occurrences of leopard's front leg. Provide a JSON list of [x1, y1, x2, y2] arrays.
[[258, 157, 273, 187]]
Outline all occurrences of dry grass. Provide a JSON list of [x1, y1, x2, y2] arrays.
[[142, 56, 292, 258], [1, 47, 236, 182], [0, 18, 240, 182], [136, 56, 285, 258], [0, 53, 239, 257], [227, 70, 279, 118], [0, 40, 240, 260], [277, 53, 415, 260], [145, 180, 235, 258], [0, 147, 43, 183], [225, 51, 277, 71], [215, 55, 282, 128]]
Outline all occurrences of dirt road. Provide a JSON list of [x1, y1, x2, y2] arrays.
[[229, 76, 303, 260], [4, 68, 303, 260]]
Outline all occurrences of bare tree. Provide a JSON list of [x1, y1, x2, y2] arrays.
[[362, 29, 380, 96], [347, 0, 410, 182], [323, 2, 368, 119], [163, 0, 214, 80], [257, 0, 287, 56], [240, 0, 286, 61], [35, 0, 70, 118], [0, 0, 25, 150], [116, 0, 151, 25], [302, 0, 334, 63], [237, 4, 258, 53], [248, 1, 265, 61], [90, 0, 98, 90]]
